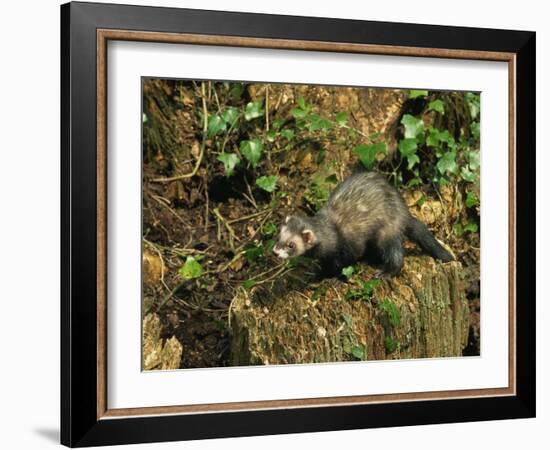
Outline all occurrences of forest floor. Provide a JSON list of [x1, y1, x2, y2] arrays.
[[142, 80, 481, 369]]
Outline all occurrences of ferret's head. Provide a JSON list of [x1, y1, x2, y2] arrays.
[[273, 215, 318, 259]]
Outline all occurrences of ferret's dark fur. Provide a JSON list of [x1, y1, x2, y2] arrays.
[[273, 172, 453, 278]]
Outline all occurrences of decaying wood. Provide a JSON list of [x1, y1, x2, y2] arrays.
[[230, 257, 470, 365]]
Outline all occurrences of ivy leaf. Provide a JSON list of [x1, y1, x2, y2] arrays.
[[471, 121, 480, 139], [335, 111, 348, 126], [409, 89, 428, 98], [379, 298, 400, 327], [207, 115, 226, 137], [244, 243, 264, 263], [354, 143, 386, 170], [341, 266, 355, 280], [466, 92, 480, 120], [272, 118, 285, 130], [401, 114, 424, 138], [266, 130, 278, 142], [428, 99, 445, 114], [240, 139, 264, 168], [242, 279, 257, 289], [426, 128, 441, 147], [460, 166, 476, 183], [398, 138, 418, 157], [221, 107, 240, 127], [179, 256, 203, 279], [437, 151, 458, 175], [291, 108, 308, 119], [453, 223, 464, 236], [256, 175, 278, 193], [297, 96, 308, 110], [464, 222, 479, 233], [280, 129, 294, 141], [308, 114, 332, 132], [437, 129, 456, 150], [406, 154, 420, 170], [217, 152, 240, 176], [351, 345, 366, 361], [467, 150, 480, 171], [466, 192, 479, 208], [229, 83, 244, 100], [244, 100, 264, 121]]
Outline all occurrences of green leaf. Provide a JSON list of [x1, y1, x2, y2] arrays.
[[467, 150, 480, 171], [240, 139, 264, 168], [242, 279, 257, 289], [244, 100, 264, 121], [384, 337, 399, 353], [256, 175, 278, 193], [379, 298, 401, 327], [266, 130, 278, 142], [398, 138, 418, 157], [354, 143, 386, 170], [272, 118, 285, 130], [221, 107, 240, 127], [428, 99, 445, 114], [217, 152, 240, 176], [179, 256, 203, 279], [307, 114, 332, 132], [297, 96, 307, 110], [460, 166, 476, 183], [229, 83, 244, 100], [341, 266, 355, 280], [406, 154, 420, 170], [409, 89, 428, 99], [401, 114, 424, 138], [426, 128, 441, 147], [291, 108, 308, 119], [262, 222, 277, 236], [351, 345, 366, 361], [466, 192, 479, 208], [466, 92, 480, 120], [207, 115, 226, 137], [453, 223, 464, 236], [244, 243, 263, 263], [280, 129, 294, 141], [142, 112, 148, 123], [471, 121, 480, 139], [437, 151, 458, 175], [335, 111, 348, 126], [463, 222, 479, 233], [437, 129, 456, 150]]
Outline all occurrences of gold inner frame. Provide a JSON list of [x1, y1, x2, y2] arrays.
[[96, 29, 516, 420]]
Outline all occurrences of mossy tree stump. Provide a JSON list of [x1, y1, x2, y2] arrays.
[[230, 256, 470, 365]]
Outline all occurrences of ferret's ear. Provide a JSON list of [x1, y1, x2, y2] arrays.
[[302, 229, 317, 245]]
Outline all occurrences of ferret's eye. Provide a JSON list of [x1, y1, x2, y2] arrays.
[[288, 242, 295, 249]]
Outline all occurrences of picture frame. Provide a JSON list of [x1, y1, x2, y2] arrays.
[[60, 1, 536, 447]]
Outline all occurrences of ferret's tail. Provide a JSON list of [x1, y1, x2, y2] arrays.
[[405, 217, 454, 262]]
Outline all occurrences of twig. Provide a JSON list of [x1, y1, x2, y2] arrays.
[[150, 194, 191, 228], [226, 208, 270, 225], [213, 208, 240, 248], [151, 82, 208, 183]]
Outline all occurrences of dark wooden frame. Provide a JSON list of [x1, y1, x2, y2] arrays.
[[61, 1, 536, 447]]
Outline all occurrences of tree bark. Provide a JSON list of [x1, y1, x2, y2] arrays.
[[230, 257, 470, 365]]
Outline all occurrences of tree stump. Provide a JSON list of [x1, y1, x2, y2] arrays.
[[230, 257, 470, 365]]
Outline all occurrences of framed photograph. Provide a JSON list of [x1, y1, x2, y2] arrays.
[[61, 1, 535, 447]]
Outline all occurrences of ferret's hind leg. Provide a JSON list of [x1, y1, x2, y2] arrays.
[[377, 236, 404, 278]]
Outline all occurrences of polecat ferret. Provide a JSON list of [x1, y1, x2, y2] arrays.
[[273, 171, 454, 278]]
